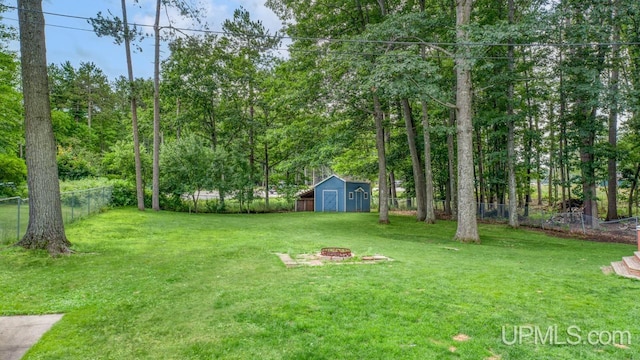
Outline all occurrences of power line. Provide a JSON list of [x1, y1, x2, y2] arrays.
[[4, 17, 96, 33], [6, 5, 640, 49]]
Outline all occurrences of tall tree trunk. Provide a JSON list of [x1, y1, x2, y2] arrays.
[[535, 116, 543, 205], [454, 0, 479, 243], [548, 108, 555, 207], [475, 126, 485, 214], [629, 163, 640, 217], [389, 172, 398, 208], [87, 96, 93, 129], [376, 0, 386, 16], [524, 120, 532, 217], [607, 5, 620, 220], [385, 121, 398, 208], [446, 106, 457, 217], [265, 142, 270, 209], [249, 105, 255, 187], [506, 0, 518, 227], [152, 0, 161, 211], [354, 0, 367, 31], [422, 101, 436, 223], [580, 123, 598, 227], [402, 99, 426, 221], [419, 5, 435, 224], [121, 0, 145, 211], [264, 112, 270, 209], [16, 0, 71, 255], [374, 94, 389, 224], [523, 65, 535, 218], [559, 80, 567, 212], [176, 98, 181, 140]]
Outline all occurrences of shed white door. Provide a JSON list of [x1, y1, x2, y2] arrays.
[[322, 190, 338, 212]]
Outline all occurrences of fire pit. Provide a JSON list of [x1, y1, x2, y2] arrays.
[[320, 247, 352, 258]]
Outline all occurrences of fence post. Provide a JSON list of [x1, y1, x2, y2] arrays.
[[16, 197, 21, 241], [71, 194, 74, 221], [637, 225, 640, 252], [87, 191, 91, 215]]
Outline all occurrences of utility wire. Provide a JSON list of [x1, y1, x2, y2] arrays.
[[2, 14, 625, 61], [4, 17, 96, 33], [6, 5, 640, 49], [2, 15, 496, 60]]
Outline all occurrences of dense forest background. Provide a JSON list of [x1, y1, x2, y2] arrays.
[[2, 0, 640, 226]]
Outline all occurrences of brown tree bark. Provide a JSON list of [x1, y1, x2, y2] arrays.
[[422, 101, 436, 224], [559, 61, 567, 212], [548, 107, 555, 207], [152, 0, 161, 211], [607, 4, 620, 220], [454, 0, 479, 243], [16, 0, 71, 255], [385, 127, 398, 208], [580, 122, 598, 228], [523, 56, 535, 217], [506, 0, 518, 228], [629, 163, 640, 217], [446, 106, 457, 217], [389, 171, 398, 208], [475, 125, 485, 213], [535, 116, 543, 206], [524, 114, 533, 217], [264, 111, 270, 209], [374, 94, 389, 224], [121, 0, 145, 211], [402, 99, 426, 221]]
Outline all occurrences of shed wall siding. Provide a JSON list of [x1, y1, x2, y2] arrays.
[[345, 182, 371, 212], [314, 175, 346, 212]]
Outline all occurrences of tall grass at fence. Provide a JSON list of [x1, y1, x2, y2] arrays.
[[0, 186, 112, 245]]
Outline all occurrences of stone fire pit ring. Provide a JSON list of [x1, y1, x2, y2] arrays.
[[320, 247, 352, 258]]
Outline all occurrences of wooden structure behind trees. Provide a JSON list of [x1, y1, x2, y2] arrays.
[[295, 189, 314, 212]]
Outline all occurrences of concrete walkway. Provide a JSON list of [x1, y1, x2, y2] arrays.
[[0, 314, 63, 360]]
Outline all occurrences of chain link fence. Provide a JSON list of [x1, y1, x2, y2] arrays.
[[0, 186, 112, 245], [476, 202, 638, 243], [375, 196, 637, 242]]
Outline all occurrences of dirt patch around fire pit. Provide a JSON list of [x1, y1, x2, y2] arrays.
[[275, 251, 393, 268]]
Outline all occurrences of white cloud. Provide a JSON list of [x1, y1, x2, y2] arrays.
[[129, 0, 283, 34], [238, 1, 285, 34]]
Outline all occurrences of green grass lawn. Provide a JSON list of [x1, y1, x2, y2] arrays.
[[1, 209, 639, 359]]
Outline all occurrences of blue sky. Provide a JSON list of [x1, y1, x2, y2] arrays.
[[4, 0, 285, 79]]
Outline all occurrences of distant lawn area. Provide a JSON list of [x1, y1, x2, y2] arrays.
[[1, 209, 639, 359]]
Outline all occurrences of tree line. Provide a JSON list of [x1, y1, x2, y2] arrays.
[[265, 0, 640, 240], [2, 0, 640, 254]]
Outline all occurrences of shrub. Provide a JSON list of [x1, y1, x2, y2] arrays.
[[110, 179, 151, 208], [0, 153, 26, 197], [102, 140, 152, 185], [57, 146, 96, 180], [204, 199, 226, 213]]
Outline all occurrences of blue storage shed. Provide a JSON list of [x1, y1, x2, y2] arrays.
[[314, 175, 371, 212]]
